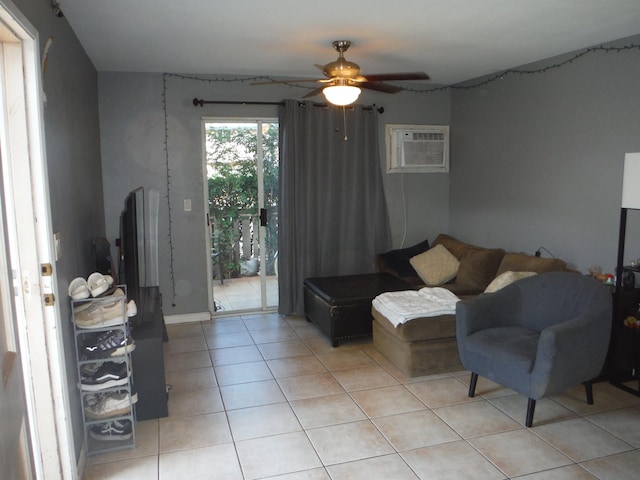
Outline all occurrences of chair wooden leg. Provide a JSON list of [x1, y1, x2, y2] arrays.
[[526, 398, 536, 427], [584, 381, 594, 405], [468, 372, 478, 398]]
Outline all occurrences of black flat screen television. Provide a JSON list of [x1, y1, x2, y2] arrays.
[[119, 187, 159, 324]]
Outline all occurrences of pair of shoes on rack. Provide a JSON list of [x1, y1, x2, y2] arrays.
[[84, 390, 138, 419], [68, 273, 113, 300], [89, 419, 133, 442], [68, 272, 114, 300], [73, 288, 137, 329], [80, 360, 130, 391], [81, 328, 136, 359]]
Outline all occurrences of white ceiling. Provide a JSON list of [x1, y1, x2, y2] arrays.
[[60, 0, 640, 85]]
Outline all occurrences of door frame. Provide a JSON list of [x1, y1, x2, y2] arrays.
[[0, 1, 74, 478], [201, 117, 278, 315]]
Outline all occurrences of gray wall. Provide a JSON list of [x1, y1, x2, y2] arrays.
[[450, 35, 640, 274], [12, 0, 640, 468], [98, 73, 450, 317], [379, 90, 451, 247], [17, 0, 105, 463], [10, 1, 640, 466]]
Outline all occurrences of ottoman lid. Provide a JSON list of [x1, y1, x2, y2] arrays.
[[304, 273, 414, 306]]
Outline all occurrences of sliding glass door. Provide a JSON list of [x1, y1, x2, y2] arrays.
[[203, 119, 278, 313]]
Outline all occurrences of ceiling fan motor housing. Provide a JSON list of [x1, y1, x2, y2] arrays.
[[323, 60, 360, 79], [324, 40, 360, 79]]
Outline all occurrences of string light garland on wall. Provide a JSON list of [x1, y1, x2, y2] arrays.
[[160, 43, 638, 307], [402, 43, 640, 94], [168, 43, 640, 98], [162, 74, 178, 306]]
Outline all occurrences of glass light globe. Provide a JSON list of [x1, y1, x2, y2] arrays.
[[323, 85, 361, 106]]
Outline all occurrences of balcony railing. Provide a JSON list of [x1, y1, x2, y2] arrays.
[[210, 209, 277, 282]]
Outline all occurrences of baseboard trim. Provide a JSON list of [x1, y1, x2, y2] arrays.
[[164, 312, 211, 325], [165, 308, 281, 324]]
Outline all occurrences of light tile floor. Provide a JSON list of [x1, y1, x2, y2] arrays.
[[84, 313, 640, 479]]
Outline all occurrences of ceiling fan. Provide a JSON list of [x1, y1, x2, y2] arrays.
[[253, 40, 430, 106]]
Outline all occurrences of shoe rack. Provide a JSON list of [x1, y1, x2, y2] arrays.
[[71, 286, 136, 456]]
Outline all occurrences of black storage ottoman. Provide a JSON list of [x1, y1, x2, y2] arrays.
[[303, 272, 414, 347]]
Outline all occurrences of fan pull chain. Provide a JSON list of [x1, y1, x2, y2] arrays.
[[342, 105, 348, 141]]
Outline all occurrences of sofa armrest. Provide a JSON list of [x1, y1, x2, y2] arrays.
[[531, 306, 611, 397], [455, 287, 523, 338], [375, 238, 430, 280]]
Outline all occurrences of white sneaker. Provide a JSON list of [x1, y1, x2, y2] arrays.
[[127, 299, 137, 317], [84, 391, 136, 419], [73, 288, 139, 329], [74, 292, 126, 328]]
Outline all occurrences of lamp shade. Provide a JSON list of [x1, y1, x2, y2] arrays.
[[622, 153, 640, 209], [323, 85, 361, 106]]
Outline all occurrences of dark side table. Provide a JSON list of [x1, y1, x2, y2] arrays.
[[610, 286, 640, 397]]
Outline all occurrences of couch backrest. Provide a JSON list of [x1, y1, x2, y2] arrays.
[[432, 234, 505, 291], [496, 252, 568, 276], [432, 234, 482, 260]]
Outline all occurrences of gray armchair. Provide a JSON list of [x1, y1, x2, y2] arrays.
[[455, 271, 611, 427]]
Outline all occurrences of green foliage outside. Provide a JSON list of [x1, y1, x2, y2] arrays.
[[206, 122, 279, 279]]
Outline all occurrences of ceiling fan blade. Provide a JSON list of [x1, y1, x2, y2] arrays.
[[360, 82, 404, 94], [302, 86, 326, 98], [360, 72, 430, 82]]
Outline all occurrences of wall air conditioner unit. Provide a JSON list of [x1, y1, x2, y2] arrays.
[[386, 124, 450, 173]]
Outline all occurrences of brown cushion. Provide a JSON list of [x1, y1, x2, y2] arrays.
[[431, 234, 477, 260], [496, 253, 568, 276], [409, 244, 460, 286], [440, 283, 485, 297], [456, 248, 506, 290], [372, 307, 457, 342]]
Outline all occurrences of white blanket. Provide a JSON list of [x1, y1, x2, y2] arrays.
[[372, 287, 460, 327]]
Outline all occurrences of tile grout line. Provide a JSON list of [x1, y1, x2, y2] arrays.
[[115, 316, 640, 479]]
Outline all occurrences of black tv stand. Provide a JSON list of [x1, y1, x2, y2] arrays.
[[131, 286, 168, 420]]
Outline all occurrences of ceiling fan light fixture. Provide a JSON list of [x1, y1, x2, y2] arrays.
[[323, 85, 361, 106]]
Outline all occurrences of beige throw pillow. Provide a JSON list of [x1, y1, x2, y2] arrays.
[[484, 271, 537, 293], [409, 244, 460, 286]]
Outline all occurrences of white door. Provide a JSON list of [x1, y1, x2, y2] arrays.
[[0, 3, 75, 478], [0, 163, 34, 479]]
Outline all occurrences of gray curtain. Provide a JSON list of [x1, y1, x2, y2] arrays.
[[278, 99, 391, 315]]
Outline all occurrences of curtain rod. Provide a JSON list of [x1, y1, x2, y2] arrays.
[[192, 97, 384, 113], [193, 98, 283, 107]]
